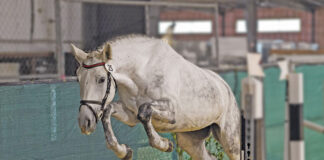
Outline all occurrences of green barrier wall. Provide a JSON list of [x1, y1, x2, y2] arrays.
[[0, 82, 177, 160], [0, 64, 324, 160]]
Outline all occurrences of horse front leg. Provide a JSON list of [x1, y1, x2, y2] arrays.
[[137, 99, 175, 152], [101, 106, 133, 160], [110, 101, 139, 127]]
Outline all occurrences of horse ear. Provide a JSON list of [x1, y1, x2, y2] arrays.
[[70, 44, 87, 64], [102, 43, 112, 62]]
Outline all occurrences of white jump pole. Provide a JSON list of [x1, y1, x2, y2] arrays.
[[287, 73, 304, 160], [279, 60, 305, 160]]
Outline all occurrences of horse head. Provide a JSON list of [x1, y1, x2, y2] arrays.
[[71, 43, 116, 135]]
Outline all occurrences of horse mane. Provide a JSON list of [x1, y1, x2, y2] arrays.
[[87, 34, 167, 60], [106, 34, 156, 45]]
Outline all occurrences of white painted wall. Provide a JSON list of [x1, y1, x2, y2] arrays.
[[219, 37, 247, 57]]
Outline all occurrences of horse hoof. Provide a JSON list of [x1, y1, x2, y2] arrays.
[[165, 141, 174, 152], [121, 145, 133, 160]]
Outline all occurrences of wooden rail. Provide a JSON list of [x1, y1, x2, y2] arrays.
[[0, 52, 55, 76], [270, 50, 324, 55], [304, 120, 324, 134], [0, 52, 53, 58]]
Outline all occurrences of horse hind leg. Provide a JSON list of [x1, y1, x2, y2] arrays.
[[176, 126, 216, 160], [211, 119, 241, 160], [137, 100, 175, 152]]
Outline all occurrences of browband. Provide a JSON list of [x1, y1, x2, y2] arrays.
[[82, 62, 106, 69]]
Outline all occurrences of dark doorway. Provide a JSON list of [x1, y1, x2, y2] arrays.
[[82, 3, 146, 50]]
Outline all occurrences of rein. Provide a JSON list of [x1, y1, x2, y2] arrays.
[[79, 62, 117, 123]]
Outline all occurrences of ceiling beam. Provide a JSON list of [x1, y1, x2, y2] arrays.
[[259, 0, 312, 11], [306, 0, 324, 6], [64, 0, 235, 8]]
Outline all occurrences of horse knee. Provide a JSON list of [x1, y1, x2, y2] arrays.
[[137, 103, 152, 122], [106, 141, 118, 150]]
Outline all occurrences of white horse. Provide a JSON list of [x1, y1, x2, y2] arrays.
[[71, 35, 241, 160]]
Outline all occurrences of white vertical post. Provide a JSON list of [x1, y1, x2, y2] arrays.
[[241, 77, 264, 160], [145, 5, 150, 36], [279, 60, 291, 160], [213, 3, 220, 67], [284, 91, 290, 160], [287, 73, 304, 160], [246, 0, 257, 53], [54, 0, 65, 80]]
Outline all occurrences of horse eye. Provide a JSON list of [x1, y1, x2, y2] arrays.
[[98, 77, 105, 84]]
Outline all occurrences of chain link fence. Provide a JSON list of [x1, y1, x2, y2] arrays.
[[1, 0, 323, 83], [0, 0, 222, 83]]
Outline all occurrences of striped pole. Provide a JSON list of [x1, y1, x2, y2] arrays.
[[287, 73, 304, 160]]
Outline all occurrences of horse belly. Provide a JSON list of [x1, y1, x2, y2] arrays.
[[153, 72, 229, 132]]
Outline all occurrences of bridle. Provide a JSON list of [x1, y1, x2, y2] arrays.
[[79, 62, 117, 123]]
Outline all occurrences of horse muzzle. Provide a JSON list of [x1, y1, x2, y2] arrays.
[[80, 126, 94, 135], [78, 105, 98, 135]]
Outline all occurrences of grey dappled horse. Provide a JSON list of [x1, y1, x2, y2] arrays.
[[71, 35, 241, 160]]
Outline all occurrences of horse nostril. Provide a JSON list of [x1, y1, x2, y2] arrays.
[[87, 119, 91, 128], [81, 127, 86, 133]]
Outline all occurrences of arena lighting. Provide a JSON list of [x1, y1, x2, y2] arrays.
[[159, 20, 212, 34], [236, 18, 301, 33]]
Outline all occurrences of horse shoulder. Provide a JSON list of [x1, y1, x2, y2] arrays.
[[114, 73, 138, 95]]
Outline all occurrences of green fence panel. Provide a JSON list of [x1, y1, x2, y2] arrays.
[[0, 82, 176, 160], [296, 65, 324, 120]]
